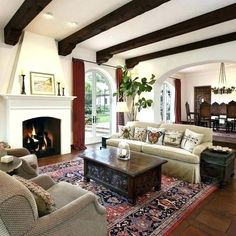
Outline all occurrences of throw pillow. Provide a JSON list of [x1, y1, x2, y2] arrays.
[[134, 127, 147, 142], [181, 129, 204, 152], [119, 126, 134, 140], [146, 127, 165, 145], [163, 131, 184, 147], [14, 175, 56, 217]]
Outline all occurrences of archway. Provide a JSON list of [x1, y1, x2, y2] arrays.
[[153, 60, 236, 123]]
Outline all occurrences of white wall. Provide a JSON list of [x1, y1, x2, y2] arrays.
[[1, 28, 236, 135], [60, 45, 125, 134], [0, 30, 125, 140], [133, 41, 236, 122], [0, 30, 18, 94], [180, 66, 236, 121]]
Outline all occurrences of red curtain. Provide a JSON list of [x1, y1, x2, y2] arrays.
[[174, 79, 181, 123], [116, 67, 124, 130], [72, 58, 86, 150]]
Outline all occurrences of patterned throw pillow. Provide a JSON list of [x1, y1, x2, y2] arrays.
[[181, 129, 204, 152], [119, 126, 134, 140], [14, 175, 56, 216], [133, 127, 147, 142], [146, 127, 165, 145], [163, 131, 184, 147]]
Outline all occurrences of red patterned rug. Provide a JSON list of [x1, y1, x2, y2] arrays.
[[39, 159, 217, 236]]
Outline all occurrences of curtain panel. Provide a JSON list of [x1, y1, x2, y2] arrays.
[[116, 67, 124, 130], [72, 58, 86, 150], [174, 78, 181, 123]]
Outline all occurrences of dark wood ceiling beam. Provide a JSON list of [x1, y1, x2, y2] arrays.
[[58, 0, 170, 56], [4, 0, 52, 45], [97, 3, 236, 64], [125, 32, 236, 68]]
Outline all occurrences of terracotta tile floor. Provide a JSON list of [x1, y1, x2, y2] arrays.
[[38, 144, 236, 236]]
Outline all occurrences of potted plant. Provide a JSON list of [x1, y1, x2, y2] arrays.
[[114, 67, 156, 121]]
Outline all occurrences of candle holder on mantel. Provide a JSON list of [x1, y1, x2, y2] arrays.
[[62, 87, 65, 96], [21, 74, 26, 95], [57, 82, 61, 96]]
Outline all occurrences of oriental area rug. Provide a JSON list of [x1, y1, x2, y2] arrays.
[[39, 159, 217, 236]]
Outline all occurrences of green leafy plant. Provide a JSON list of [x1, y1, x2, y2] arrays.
[[114, 67, 156, 120]]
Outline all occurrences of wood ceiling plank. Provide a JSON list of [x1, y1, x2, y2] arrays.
[[97, 3, 236, 64], [125, 32, 236, 68], [58, 0, 170, 56], [4, 0, 52, 45]]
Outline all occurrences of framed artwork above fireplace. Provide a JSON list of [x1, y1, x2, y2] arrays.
[[30, 72, 55, 95]]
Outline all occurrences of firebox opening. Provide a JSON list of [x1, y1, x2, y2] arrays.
[[23, 117, 61, 158]]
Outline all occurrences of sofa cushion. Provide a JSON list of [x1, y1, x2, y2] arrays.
[[134, 127, 147, 142], [118, 126, 134, 140], [160, 123, 212, 143], [146, 127, 165, 145], [163, 131, 183, 147], [142, 143, 200, 164], [126, 121, 161, 129], [48, 182, 89, 209], [106, 138, 143, 152], [181, 129, 204, 153], [14, 175, 56, 216]]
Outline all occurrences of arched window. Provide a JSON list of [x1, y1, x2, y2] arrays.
[[160, 82, 175, 122]]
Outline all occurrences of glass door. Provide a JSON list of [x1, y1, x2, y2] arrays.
[[85, 70, 112, 144]]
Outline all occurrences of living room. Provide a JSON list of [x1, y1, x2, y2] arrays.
[[0, 0, 236, 235]]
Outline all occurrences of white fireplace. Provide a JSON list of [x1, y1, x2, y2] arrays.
[[0, 94, 75, 154]]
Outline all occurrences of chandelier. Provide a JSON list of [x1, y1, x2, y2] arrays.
[[211, 62, 235, 94]]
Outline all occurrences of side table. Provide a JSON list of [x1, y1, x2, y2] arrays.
[[100, 136, 110, 149], [0, 156, 22, 175], [200, 149, 235, 187]]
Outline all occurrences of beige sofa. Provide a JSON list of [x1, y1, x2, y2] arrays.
[[106, 121, 213, 183]]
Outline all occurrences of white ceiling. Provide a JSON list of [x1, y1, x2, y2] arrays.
[[178, 62, 236, 74], [0, 0, 236, 73]]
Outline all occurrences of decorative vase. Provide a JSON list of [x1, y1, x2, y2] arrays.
[[117, 141, 130, 160]]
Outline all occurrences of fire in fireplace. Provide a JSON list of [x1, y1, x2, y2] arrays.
[[23, 117, 61, 157]]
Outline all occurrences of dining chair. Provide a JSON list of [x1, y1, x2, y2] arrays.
[[211, 102, 220, 130], [185, 102, 198, 125], [226, 100, 236, 132], [199, 101, 211, 128]]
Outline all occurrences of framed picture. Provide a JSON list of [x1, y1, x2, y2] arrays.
[[30, 72, 55, 95]]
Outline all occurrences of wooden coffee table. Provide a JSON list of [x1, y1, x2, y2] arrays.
[[80, 147, 167, 204]]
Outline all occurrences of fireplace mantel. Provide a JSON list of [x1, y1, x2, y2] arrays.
[[0, 94, 76, 154], [0, 94, 76, 103]]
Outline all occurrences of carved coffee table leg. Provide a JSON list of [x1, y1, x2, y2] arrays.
[[84, 176, 90, 182], [154, 184, 161, 191], [128, 177, 136, 205], [154, 167, 162, 191]]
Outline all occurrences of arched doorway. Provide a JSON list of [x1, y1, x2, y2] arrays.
[[85, 70, 112, 144]]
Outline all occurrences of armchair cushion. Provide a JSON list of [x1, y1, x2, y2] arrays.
[[14, 175, 56, 216], [19, 154, 38, 170]]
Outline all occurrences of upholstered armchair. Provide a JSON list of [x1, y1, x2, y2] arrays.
[[0, 171, 107, 236], [6, 147, 39, 179]]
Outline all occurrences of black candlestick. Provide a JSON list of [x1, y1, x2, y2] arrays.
[[21, 74, 26, 95], [62, 87, 65, 96], [57, 82, 61, 96]]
